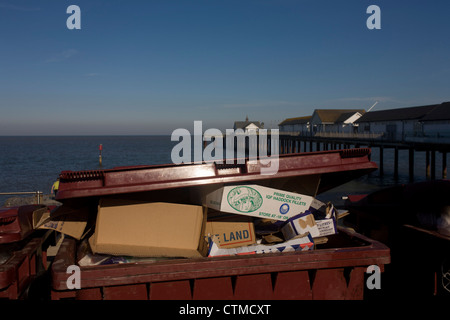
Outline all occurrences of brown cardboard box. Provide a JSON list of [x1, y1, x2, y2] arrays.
[[205, 214, 256, 248], [32, 206, 88, 240], [89, 199, 208, 258]]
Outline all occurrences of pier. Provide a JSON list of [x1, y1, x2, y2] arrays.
[[279, 133, 450, 182], [202, 130, 449, 182]]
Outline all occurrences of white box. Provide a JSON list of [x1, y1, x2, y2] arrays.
[[281, 211, 321, 239], [309, 199, 337, 237], [204, 185, 314, 221]]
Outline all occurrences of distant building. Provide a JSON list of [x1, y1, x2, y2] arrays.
[[233, 116, 263, 134], [420, 102, 450, 138], [278, 102, 450, 143], [278, 116, 311, 134], [310, 109, 366, 133], [279, 109, 365, 134], [355, 102, 450, 141]]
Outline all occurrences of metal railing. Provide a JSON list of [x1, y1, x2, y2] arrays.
[[279, 130, 450, 145], [0, 191, 44, 204], [313, 132, 385, 139]]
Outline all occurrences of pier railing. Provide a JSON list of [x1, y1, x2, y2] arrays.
[[0, 191, 44, 204], [279, 131, 450, 144], [279, 131, 450, 181], [279, 131, 385, 140], [313, 132, 385, 140]]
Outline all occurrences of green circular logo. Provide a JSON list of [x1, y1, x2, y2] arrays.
[[227, 186, 263, 213]]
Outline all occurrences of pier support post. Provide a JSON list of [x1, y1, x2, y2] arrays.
[[426, 151, 430, 179], [394, 147, 399, 180], [409, 148, 414, 182], [431, 149, 436, 180], [379, 146, 384, 176], [443, 152, 447, 179]]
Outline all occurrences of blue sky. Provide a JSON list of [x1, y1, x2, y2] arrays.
[[1, 0, 449, 135]]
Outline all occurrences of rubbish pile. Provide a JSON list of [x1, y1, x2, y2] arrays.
[[1, 150, 393, 300], [27, 184, 350, 266], [43, 149, 377, 266]]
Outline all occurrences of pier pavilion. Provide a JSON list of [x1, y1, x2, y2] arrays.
[[278, 102, 450, 181]]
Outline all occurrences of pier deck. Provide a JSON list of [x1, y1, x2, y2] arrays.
[[279, 133, 450, 181]]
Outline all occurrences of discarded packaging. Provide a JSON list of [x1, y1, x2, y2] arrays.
[[89, 199, 208, 258], [281, 211, 320, 240], [32, 206, 88, 240], [205, 184, 314, 221], [207, 233, 314, 257], [279, 199, 339, 240], [310, 199, 338, 237], [205, 214, 256, 249], [78, 252, 174, 266]]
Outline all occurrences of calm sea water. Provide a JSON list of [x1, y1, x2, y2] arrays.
[[0, 135, 447, 206], [0, 136, 177, 205]]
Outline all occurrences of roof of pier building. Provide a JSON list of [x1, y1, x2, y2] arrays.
[[278, 116, 311, 126], [355, 102, 450, 123], [421, 102, 450, 121], [311, 109, 366, 124]]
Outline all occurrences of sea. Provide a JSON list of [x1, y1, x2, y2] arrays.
[[0, 135, 448, 207]]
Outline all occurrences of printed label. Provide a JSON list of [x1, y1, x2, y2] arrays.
[[279, 203, 290, 214], [227, 186, 263, 213]]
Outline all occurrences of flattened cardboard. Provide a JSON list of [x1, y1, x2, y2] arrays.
[[208, 233, 314, 257], [32, 206, 88, 240], [90, 199, 208, 258], [205, 184, 314, 221]]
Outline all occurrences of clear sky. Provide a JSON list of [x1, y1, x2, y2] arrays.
[[1, 0, 449, 135]]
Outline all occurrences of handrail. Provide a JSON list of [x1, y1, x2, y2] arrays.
[[0, 191, 43, 204]]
